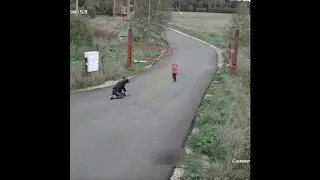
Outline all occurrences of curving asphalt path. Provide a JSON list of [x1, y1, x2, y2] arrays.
[[70, 29, 218, 180]]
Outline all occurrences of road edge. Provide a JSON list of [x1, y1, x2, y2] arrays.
[[70, 38, 170, 94], [165, 28, 224, 180], [166, 27, 224, 70]]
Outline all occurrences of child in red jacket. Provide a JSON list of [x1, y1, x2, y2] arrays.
[[172, 64, 179, 82]]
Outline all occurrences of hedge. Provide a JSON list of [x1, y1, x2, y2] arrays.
[[196, 8, 207, 12], [208, 8, 237, 14]]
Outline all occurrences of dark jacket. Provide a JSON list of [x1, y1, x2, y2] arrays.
[[113, 79, 129, 92]]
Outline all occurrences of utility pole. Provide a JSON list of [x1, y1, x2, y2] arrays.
[[127, 0, 130, 20], [148, 0, 151, 19], [113, 0, 116, 17], [76, 0, 79, 16]]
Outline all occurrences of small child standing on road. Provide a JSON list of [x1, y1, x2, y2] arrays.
[[172, 64, 179, 82]]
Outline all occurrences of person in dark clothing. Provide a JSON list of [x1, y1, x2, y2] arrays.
[[109, 78, 130, 100]]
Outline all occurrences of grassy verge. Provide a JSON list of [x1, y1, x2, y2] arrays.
[[169, 23, 250, 179], [168, 24, 227, 49], [70, 16, 167, 90]]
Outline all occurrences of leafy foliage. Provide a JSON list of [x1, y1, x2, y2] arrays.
[[70, 15, 93, 47], [132, 0, 173, 41], [195, 8, 207, 12], [223, 2, 250, 47], [171, 0, 250, 12], [208, 7, 237, 13]]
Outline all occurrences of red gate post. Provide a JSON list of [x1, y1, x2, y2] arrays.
[[232, 30, 239, 76], [127, 25, 133, 70]]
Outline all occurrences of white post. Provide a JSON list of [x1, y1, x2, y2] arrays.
[[127, 0, 130, 19], [76, 0, 79, 16], [148, 0, 151, 19], [113, 0, 116, 17]]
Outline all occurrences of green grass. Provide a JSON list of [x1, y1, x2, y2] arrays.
[[168, 24, 227, 49], [169, 12, 233, 49], [70, 16, 168, 90], [70, 43, 165, 90], [172, 12, 232, 35], [183, 66, 250, 180], [170, 11, 251, 48], [169, 12, 250, 180]]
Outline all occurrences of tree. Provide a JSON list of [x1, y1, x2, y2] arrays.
[[203, 0, 209, 8], [218, 0, 226, 7], [187, 4, 194, 11], [198, 1, 204, 8], [223, 2, 250, 47], [224, 0, 230, 7], [211, 0, 220, 8], [132, 0, 173, 42], [70, 15, 93, 48], [180, 1, 188, 11], [95, 0, 112, 15], [70, 0, 88, 7], [87, 5, 97, 18], [190, 0, 197, 7], [172, 0, 180, 8]]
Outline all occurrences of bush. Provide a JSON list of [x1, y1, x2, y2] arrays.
[[95, 1, 113, 15], [70, 4, 76, 10], [195, 8, 207, 12], [208, 8, 237, 14], [223, 3, 250, 47], [187, 5, 194, 12], [87, 5, 96, 18], [70, 15, 93, 47]]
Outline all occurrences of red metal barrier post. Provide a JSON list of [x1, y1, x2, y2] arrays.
[[131, 46, 173, 62], [228, 44, 232, 65], [232, 30, 239, 76], [127, 25, 133, 70]]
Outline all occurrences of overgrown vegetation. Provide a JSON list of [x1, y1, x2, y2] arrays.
[[223, 3, 250, 47], [70, 15, 93, 48], [132, 0, 173, 42], [171, 0, 250, 13], [70, 0, 250, 18], [70, 0, 117, 16], [170, 3, 250, 179], [208, 7, 237, 13]]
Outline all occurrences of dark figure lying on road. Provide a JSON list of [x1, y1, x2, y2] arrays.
[[109, 78, 130, 100]]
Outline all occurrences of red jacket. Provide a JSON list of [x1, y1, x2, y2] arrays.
[[172, 66, 179, 73]]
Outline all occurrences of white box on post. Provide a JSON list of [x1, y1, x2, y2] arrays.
[[84, 51, 99, 72]]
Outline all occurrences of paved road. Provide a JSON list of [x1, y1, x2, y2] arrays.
[[70, 29, 218, 180]]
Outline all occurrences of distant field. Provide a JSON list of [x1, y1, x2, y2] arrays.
[[169, 12, 233, 48], [172, 12, 232, 35]]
